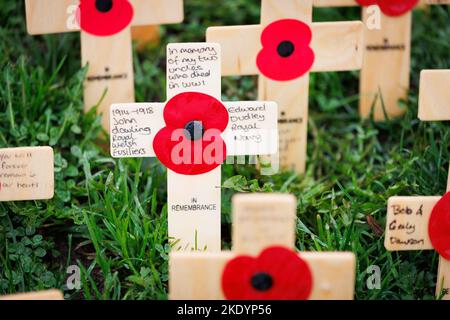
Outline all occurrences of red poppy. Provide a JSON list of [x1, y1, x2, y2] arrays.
[[153, 92, 228, 175], [429, 191, 450, 261], [221, 246, 313, 300], [256, 19, 315, 82], [356, 0, 419, 17], [77, 0, 134, 36]]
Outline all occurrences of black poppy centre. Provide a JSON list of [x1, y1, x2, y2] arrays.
[[96, 0, 114, 13], [184, 121, 205, 141], [277, 41, 295, 58], [251, 272, 273, 292]]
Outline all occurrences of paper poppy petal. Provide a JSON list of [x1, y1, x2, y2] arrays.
[[78, 0, 134, 36], [429, 192, 450, 261], [378, 0, 419, 16], [164, 92, 229, 132], [221, 246, 313, 300], [153, 127, 226, 175], [356, 0, 419, 16], [153, 92, 229, 176], [257, 19, 315, 81], [221, 256, 257, 300]]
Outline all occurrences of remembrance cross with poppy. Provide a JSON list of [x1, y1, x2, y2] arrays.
[[24, 0, 184, 130], [385, 69, 450, 300], [313, 0, 450, 120], [207, 0, 364, 173], [109, 42, 279, 252], [169, 193, 356, 300]]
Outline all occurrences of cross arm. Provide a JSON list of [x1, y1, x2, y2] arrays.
[[418, 70, 450, 121], [224, 101, 278, 156], [25, 0, 183, 35], [109, 103, 165, 158], [385, 196, 439, 251], [313, 0, 450, 7], [0, 289, 64, 300], [169, 251, 356, 300], [206, 21, 363, 76]]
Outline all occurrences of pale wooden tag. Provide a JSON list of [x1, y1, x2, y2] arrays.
[[166, 43, 221, 98], [224, 101, 278, 156], [0, 289, 63, 300], [385, 196, 438, 251], [0, 147, 54, 202], [232, 193, 296, 254], [169, 250, 356, 300], [418, 70, 450, 121], [110, 103, 165, 158], [25, 0, 184, 35]]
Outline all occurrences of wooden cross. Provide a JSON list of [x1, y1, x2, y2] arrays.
[[24, 0, 184, 130], [0, 146, 54, 202], [169, 193, 356, 300], [206, 0, 364, 173], [385, 69, 450, 300], [0, 289, 63, 300], [313, 0, 450, 120], [109, 42, 279, 252]]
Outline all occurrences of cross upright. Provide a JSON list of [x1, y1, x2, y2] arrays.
[[0, 146, 54, 202], [109, 42, 279, 252], [169, 193, 356, 300], [207, 0, 364, 173], [385, 69, 450, 300], [313, 0, 450, 120], [24, 0, 184, 130]]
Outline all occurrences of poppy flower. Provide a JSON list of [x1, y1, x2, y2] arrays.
[[77, 0, 134, 36], [221, 246, 313, 300], [153, 92, 229, 175], [356, 0, 419, 17], [429, 191, 450, 261], [256, 19, 315, 82]]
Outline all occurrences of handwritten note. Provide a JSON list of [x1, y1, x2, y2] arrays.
[[109, 103, 164, 158], [0, 147, 54, 202], [385, 196, 438, 251], [224, 102, 278, 156], [166, 43, 221, 98]]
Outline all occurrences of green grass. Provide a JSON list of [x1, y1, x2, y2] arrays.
[[0, 0, 449, 300]]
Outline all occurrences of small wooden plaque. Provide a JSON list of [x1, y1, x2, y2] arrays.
[[385, 196, 438, 251], [0, 147, 54, 202]]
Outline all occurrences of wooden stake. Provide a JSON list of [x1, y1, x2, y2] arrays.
[[0, 146, 54, 202], [109, 43, 279, 251], [169, 193, 356, 300], [207, 0, 364, 173], [0, 290, 63, 300], [24, 0, 184, 130]]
